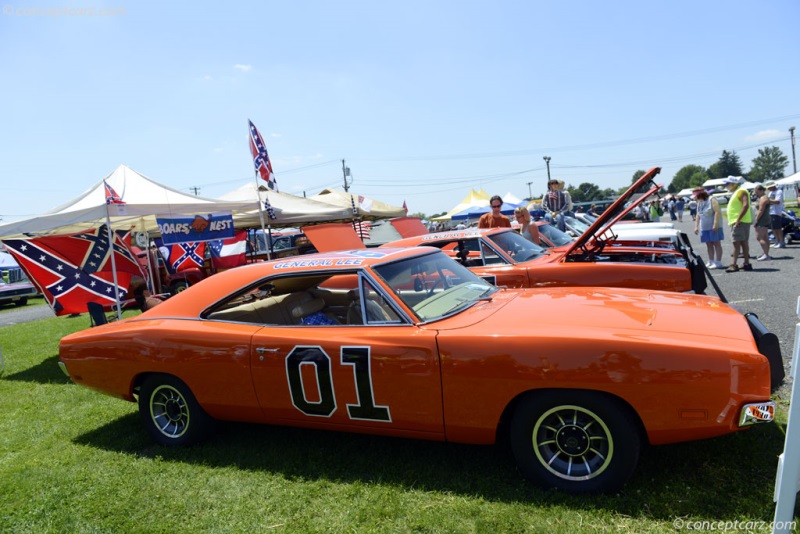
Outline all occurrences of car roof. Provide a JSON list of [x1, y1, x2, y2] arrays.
[[385, 227, 506, 247]]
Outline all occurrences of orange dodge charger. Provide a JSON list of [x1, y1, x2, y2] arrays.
[[59, 247, 780, 493]]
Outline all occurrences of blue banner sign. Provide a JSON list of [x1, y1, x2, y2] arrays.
[[157, 212, 235, 244]]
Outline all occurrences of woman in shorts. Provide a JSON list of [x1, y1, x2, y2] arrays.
[[692, 187, 724, 269]]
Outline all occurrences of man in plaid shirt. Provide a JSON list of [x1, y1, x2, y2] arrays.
[[543, 179, 569, 231]]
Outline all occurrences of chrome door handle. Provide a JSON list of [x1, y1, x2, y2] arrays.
[[256, 347, 280, 361]]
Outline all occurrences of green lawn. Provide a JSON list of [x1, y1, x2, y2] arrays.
[[1, 315, 797, 532]]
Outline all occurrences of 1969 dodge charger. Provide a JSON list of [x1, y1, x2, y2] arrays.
[[59, 247, 780, 493]]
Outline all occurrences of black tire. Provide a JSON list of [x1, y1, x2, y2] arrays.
[[170, 280, 189, 295], [509, 390, 642, 493], [138, 374, 215, 446], [14, 297, 27, 307]]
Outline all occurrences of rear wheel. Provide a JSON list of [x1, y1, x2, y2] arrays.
[[509, 390, 641, 493], [138, 375, 214, 446]]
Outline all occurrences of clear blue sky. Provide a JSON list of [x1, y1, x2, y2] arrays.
[[1, 0, 798, 222]]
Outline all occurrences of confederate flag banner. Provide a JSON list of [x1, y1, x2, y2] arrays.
[[248, 119, 277, 190], [2, 225, 144, 316]]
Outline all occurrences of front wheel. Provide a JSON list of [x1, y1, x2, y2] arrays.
[[138, 375, 215, 446], [509, 390, 641, 493]]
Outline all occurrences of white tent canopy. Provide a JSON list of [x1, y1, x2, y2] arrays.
[[308, 189, 406, 220], [0, 165, 259, 239], [219, 182, 354, 227], [502, 192, 524, 205], [776, 171, 800, 185]]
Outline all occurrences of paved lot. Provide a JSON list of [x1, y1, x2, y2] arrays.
[[0, 300, 54, 327]]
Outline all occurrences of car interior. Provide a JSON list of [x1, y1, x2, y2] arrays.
[[204, 273, 403, 326]]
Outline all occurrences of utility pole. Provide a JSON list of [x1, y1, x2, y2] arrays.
[[189, 186, 201, 196], [790, 126, 797, 175], [543, 156, 551, 184], [342, 159, 352, 192], [526, 181, 533, 200]]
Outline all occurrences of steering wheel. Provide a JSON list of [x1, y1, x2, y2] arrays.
[[428, 275, 453, 296]]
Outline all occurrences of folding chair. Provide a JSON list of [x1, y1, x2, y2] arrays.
[[87, 301, 110, 327]]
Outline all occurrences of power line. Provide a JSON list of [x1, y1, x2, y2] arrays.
[[364, 114, 800, 162]]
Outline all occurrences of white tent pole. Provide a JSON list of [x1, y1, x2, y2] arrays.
[[142, 231, 157, 294], [253, 173, 271, 260], [104, 202, 123, 320]]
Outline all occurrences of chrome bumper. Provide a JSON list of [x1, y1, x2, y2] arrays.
[[57, 361, 70, 378], [739, 401, 776, 426]]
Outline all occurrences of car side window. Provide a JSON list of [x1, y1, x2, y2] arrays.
[[347, 277, 403, 325]]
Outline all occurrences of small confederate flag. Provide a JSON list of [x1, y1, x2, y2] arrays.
[[248, 119, 277, 190], [169, 242, 206, 272], [104, 181, 125, 204], [209, 230, 247, 270]]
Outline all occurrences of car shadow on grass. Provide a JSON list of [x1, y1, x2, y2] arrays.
[[73, 413, 791, 521], [2, 354, 70, 384]]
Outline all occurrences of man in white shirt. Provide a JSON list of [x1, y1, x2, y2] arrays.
[[766, 181, 785, 248]]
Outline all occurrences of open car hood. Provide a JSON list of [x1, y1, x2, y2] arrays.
[[564, 166, 662, 258], [304, 217, 430, 252], [302, 223, 368, 253]]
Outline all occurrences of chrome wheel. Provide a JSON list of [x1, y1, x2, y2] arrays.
[[138, 375, 214, 446], [510, 391, 641, 493], [532, 405, 612, 481], [149, 384, 191, 440]]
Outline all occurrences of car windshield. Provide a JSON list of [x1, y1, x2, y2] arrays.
[[564, 216, 591, 234], [537, 224, 573, 247], [372, 252, 497, 322], [486, 231, 548, 263]]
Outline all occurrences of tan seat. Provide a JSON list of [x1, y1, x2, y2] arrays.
[[290, 297, 326, 323]]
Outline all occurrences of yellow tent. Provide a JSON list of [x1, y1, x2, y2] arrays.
[[430, 189, 491, 221]]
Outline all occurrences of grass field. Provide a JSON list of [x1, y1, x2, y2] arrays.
[[1, 312, 798, 533]]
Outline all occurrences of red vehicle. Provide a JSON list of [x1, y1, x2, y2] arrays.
[[58, 247, 780, 493]]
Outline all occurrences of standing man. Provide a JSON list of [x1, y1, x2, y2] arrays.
[[675, 196, 685, 222], [766, 181, 785, 249], [478, 195, 512, 228], [558, 180, 574, 221], [723, 176, 753, 272]]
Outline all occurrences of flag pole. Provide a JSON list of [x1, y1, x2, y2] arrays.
[[104, 190, 123, 321], [253, 171, 271, 260]]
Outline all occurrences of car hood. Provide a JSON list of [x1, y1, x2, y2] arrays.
[[436, 286, 753, 345], [564, 166, 662, 258]]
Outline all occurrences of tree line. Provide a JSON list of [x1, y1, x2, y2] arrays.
[[421, 146, 791, 218], [577, 146, 791, 202]]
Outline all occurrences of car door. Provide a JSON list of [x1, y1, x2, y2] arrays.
[[249, 321, 444, 437]]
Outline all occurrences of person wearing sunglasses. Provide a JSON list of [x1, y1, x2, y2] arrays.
[[478, 195, 512, 228]]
